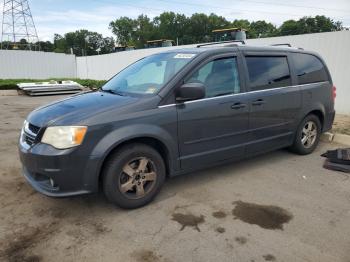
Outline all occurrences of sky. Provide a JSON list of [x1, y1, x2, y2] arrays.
[[1, 0, 350, 41]]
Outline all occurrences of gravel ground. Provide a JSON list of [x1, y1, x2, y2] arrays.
[[333, 114, 350, 135], [0, 94, 349, 262]]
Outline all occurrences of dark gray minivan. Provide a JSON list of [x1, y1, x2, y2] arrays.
[[19, 43, 335, 208]]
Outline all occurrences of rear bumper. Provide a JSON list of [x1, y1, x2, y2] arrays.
[[19, 141, 100, 197], [323, 110, 335, 132]]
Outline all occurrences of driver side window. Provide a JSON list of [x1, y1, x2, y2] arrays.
[[185, 57, 240, 98]]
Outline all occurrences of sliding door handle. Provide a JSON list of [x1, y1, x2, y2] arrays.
[[252, 99, 266, 106], [231, 102, 247, 109]]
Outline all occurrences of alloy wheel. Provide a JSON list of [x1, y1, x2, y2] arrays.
[[301, 121, 318, 149], [118, 157, 157, 199]]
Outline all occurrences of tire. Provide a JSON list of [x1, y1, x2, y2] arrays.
[[290, 114, 321, 155], [102, 143, 166, 209]]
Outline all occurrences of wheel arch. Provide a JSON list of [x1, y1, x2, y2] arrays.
[[91, 124, 178, 190], [305, 109, 325, 130], [99, 136, 171, 180]]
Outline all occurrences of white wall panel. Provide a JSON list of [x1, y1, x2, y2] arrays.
[[0, 50, 76, 79]]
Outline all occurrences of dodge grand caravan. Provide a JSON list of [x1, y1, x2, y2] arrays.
[[19, 43, 335, 209]]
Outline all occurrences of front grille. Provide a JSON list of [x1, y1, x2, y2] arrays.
[[24, 134, 35, 146], [28, 123, 40, 134]]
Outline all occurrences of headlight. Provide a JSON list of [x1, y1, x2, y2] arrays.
[[41, 126, 87, 149]]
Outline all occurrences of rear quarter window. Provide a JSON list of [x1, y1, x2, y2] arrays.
[[291, 53, 329, 85]]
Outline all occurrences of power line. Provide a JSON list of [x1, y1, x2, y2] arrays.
[[155, 0, 350, 15], [93, 0, 350, 19], [90, 0, 191, 15], [92, 0, 299, 17], [236, 0, 350, 13]]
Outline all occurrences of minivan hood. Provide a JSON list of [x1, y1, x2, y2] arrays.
[[27, 91, 138, 127]]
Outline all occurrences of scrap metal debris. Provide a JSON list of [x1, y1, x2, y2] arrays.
[[321, 148, 350, 177], [17, 80, 83, 96]]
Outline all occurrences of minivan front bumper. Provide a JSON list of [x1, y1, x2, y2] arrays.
[[19, 140, 100, 197]]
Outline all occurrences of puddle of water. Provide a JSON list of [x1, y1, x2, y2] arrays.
[[131, 249, 160, 262], [263, 254, 276, 261], [232, 201, 293, 230], [212, 211, 227, 219], [235, 236, 247, 245], [172, 213, 205, 232], [216, 227, 225, 233]]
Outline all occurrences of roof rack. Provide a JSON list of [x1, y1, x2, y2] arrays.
[[271, 43, 304, 50], [197, 40, 246, 48]]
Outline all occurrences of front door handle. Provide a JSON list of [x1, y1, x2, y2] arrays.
[[252, 99, 266, 106], [231, 102, 247, 109]]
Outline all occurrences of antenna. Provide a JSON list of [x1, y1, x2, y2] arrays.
[[1, 0, 39, 50]]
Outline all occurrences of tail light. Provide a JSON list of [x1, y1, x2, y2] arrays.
[[332, 85, 336, 101]]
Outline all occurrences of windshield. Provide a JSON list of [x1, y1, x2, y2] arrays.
[[101, 52, 197, 95]]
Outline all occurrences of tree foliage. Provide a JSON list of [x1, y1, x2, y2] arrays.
[[109, 14, 343, 47], [0, 14, 344, 55], [54, 30, 115, 56], [279, 16, 343, 36]]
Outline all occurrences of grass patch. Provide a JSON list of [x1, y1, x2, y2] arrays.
[[0, 78, 107, 90]]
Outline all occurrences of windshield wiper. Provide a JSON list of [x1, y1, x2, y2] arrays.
[[101, 89, 125, 96]]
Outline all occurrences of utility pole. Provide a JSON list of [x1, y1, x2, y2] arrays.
[[1, 0, 39, 50]]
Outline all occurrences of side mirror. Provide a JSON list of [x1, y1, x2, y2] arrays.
[[176, 82, 205, 102]]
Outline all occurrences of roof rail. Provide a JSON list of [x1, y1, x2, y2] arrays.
[[197, 40, 245, 48], [271, 43, 304, 50], [271, 43, 292, 47]]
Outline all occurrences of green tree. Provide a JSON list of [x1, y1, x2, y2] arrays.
[[109, 17, 136, 46], [187, 13, 211, 43], [53, 34, 68, 53], [279, 16, 343, 36], [52, 30, 115, 56], [135, 14, 156, 48], [36, 41, 54, 52], [109, 13, 343, 45], [65, 30, 115, 56], [153, 12, 190, 45], [249, 21, 277, 38], [99, 37, 116, 54]]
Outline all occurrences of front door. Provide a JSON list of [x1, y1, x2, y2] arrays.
[[176, 54, 250, 170]]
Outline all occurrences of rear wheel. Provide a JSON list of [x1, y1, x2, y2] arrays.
[[103, 143, 165, 209], [290, 114, 321, 155]]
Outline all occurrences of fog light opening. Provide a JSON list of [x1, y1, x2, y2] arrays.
[[50, 178, 57, 187]]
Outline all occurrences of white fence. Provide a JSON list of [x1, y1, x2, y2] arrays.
[[0, 31, 349, 113], [0, 50, 76, 79]]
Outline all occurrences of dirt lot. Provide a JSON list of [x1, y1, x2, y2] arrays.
[[0, 94, 350, 262], [332, 114, 350, 135]]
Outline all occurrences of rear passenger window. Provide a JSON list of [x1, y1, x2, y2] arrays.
[[291, 53, 328, 85], [246, 56, 291, 91]]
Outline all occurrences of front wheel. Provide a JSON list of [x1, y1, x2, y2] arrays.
[[103, 143, 166, 209], [290, 114, 321, 155]]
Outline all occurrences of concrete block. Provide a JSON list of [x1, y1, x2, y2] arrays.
[[333, 133, 350, 146], [320, 132, 334, 142]]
